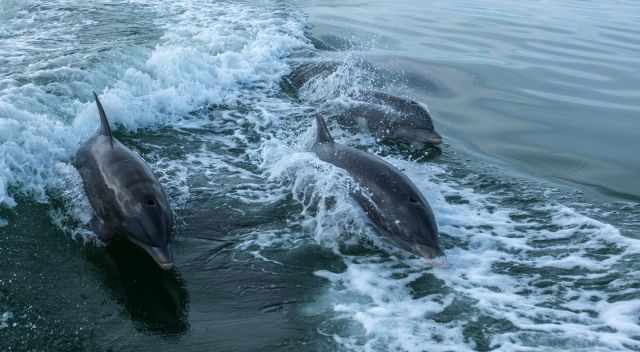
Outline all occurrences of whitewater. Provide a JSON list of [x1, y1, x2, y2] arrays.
[[1, 1, 640, 351]]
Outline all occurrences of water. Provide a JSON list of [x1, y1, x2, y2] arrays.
[[1, 0, 639, 351]]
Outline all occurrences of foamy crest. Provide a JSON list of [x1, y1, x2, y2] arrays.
[[261, 132, 369, 251], [316, 259, 463, 352], [297, 57, 382, 108], [0, 311, 14, 330]]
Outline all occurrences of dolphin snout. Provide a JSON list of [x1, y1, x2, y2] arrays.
[[128, 237, 175, 270], [428, 134, 442, 146], [146, 245, 174, 270], [416, 130, 442, 147], [396, 129, 442, 152], [414, 243, 444, 260]]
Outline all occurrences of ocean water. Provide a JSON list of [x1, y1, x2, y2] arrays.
[[1, 0, 639, 351]]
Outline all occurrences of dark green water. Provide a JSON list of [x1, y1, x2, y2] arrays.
[[1, 1, 639, 351]]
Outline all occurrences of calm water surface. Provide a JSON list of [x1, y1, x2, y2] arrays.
[[1, 1, 639, 351], [303, 0, 640, 200]]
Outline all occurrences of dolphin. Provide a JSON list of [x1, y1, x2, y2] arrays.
[[335, 91, 442, 150], [311, 115, 443, 259], [284, 62, 442, 150], [75, 92, 175, 270]]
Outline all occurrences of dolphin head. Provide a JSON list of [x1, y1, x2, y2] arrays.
[[120, 185, 175, 270], [377, 99, 443, 150], [378, 190, 443, 261], [388, 126, 442, 150]]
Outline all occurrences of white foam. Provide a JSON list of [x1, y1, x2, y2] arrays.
[[297, 57, 378, 107], [0, 311, 13, 330], [260, 124, 374, 252], [234, 229, 306, 265], [316, 260, 465, 352], [601, 300, 640, 336]]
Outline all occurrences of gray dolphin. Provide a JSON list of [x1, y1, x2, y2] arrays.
[[284, 62, 442, 150], [311, 115, 443, 259], [75, 92, 175, 270], [335, 91, 442, 150]]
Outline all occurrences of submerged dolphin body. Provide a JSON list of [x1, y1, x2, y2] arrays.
[[285, 62, 443, 150], [284, 62, 343, 92], [335, 91, 443, 150], [75, 93, 175, 270], [311, 115, 443, 259]]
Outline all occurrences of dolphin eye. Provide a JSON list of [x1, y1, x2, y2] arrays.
[[145, 198, 156, 207], [409, 197, 419, 204]]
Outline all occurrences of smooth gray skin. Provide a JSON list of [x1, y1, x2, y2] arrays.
[[311, 115, 443, 259], [75, 93, 175, 270], [335, 91, 442, 150], [286, 62, 442, 150]]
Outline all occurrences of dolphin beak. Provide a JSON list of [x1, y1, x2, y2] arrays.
[[146, 245, 174, 270], [414, 243, 444, 259], [128, 238, 175, 270], [422, 131, 442, 146], [429, 134, 442, 146], [408, 131, 442, 150], [414, 244, 448, 267]]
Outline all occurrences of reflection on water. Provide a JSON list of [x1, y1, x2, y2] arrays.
[[91, 239, 189, 336]]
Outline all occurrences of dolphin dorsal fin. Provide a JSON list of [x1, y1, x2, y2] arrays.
[[93, 92, 113, 147], [315, 115, 334, 144]]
